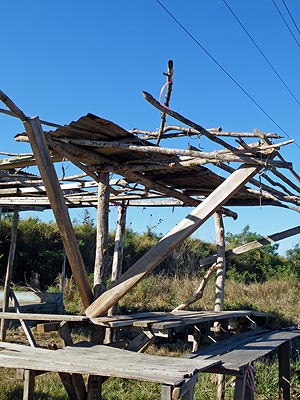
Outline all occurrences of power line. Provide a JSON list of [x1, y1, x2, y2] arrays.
[[154, 0, 299, 149], [272, 0, 300, 49], [222, 0, 300, 108], [281, 0, 300, 37]]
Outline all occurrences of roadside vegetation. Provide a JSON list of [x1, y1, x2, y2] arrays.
[[1, 212, 300, 398]]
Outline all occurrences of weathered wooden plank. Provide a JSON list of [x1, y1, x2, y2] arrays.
[[206, 330, 300, 371], [23, 370, 35, 400], [0, 341, 220, 386], [0, 312, 88, 322], [199, 226, 300, 267], [86, 164, 262, 318], [23, 117, 93, 308]]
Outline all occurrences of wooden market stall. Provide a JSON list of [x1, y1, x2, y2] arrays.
[[1, 70, 300, 399]]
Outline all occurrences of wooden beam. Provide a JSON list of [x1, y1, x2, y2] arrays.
[[85, 163, 262, 318], [214, 213, 226, 313], [199, 225, 300, 267], [23, 117, 93, 308]]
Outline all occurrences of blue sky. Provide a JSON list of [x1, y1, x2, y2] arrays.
[[1, 1, 300, 254]]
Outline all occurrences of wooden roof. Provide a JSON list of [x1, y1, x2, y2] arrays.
[[0, 110, 299, 213]]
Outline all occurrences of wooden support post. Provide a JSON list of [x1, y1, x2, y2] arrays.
[[23, 117, 93, 309], [0, 209, 19, 341], [214, 213, 226, 400], [94, 173, 110, 299], [108, 202, 127, 316], [214, 213, 226, 313], [278, 341, 290, 400], [88, 174, 110, 399], [86, 163, 262, 318], [23, 370, 35, 400]]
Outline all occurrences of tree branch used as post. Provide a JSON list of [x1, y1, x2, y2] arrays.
[[94, 173, 110, 299], [157, 60, 174, 145]]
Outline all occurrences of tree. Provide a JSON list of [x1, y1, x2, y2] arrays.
[[225, 225, 287, 283]]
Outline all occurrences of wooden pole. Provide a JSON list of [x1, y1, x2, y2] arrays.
[[86, 163, 262, 318], [108, 202, 127, 316], [93, 173, 110, 299], [214, 213, 226, 313], [0, 209, 19, 341], [23, 117, 93, 308], [213, 213, 226, 400]]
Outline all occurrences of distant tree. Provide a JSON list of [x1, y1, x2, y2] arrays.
[[285, 244, 300, 277], [225, 225, 287, 283]]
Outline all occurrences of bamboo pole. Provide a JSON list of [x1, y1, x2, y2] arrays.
[[85, 163, 262, 318], [0, 209, 19, 341]]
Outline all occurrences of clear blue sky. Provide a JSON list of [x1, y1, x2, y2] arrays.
[[1, 1, 300, 254]]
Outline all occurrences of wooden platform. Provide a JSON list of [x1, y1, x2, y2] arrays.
[[0, 341, 220, 399], [91, 309, 268, 329]]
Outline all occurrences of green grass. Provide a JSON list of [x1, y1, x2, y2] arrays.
[[1, 275, 300, 399]]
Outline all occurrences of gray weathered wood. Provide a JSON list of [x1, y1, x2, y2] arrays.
[[23, 117, 93, 308], [199, 225, 300, 267], [278, 341, 290, 400], [94, 174, 110, 299], [125, 328, 155, 353], [0, 209, 19, 341], [0, 311, 88, 322], [86, 164, 262, 318], [0, 341, 219, 386], [23, 370, 35, 400]]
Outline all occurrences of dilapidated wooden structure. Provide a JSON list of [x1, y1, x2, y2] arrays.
[[1, 63, 300, 399]]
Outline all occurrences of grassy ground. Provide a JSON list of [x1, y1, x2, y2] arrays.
[[1, 275, 300, 399]]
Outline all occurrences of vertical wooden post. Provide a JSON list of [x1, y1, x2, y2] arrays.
[[23, 117, 93, 308], [108, 202, 127, 316], [61, 249, 66, 305], [278, 341, 290, 400], [88, 173, 110, 400], [214, 213, 226, 313], [214, 212, 226, 400], [93, 173, 110, 299], [0, 209, 19, 341]]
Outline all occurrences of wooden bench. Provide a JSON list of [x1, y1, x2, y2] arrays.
[[0, 341, 220, 400], [188, 328, 300, 400]]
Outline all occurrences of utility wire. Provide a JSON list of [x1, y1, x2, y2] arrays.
[[280, 0, 300, 37], [272, 0, 300, 49], [222, 0, 300, 108], [154, 0, 299, 149]]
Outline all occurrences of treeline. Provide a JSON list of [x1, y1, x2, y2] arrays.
[[0, 214, 299, 289]]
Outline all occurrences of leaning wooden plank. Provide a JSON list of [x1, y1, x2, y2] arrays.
[[23, 117, 93, 308], [199, 225, 300, 267], [85, 164, 262, 318]]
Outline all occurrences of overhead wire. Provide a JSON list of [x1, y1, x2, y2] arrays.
[[272, 0, 300, 49], [154, 0, 300, 150], [280, 0, 300, 37], [222, 0, 300, 108]]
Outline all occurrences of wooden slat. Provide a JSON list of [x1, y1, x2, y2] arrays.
[[0, 342, 220, 386], [0, 312, 88, 322]]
